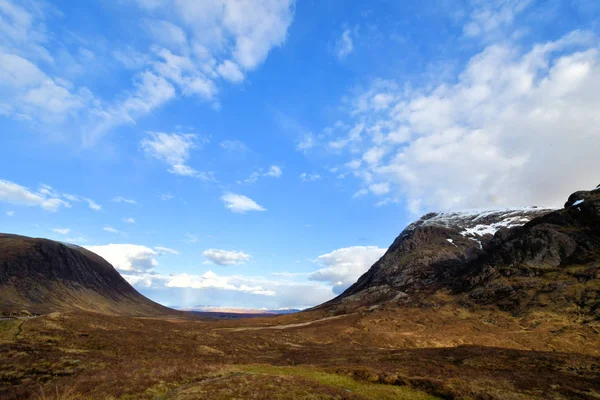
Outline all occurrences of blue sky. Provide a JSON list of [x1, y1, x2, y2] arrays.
[[1, 0, 599, 309]]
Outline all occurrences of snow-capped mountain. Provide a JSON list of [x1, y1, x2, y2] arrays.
[[318, 186, 600, 320]]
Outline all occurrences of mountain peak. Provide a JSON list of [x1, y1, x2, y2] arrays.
[[319, 187, 600, 320], [0, 234, 176, 316]]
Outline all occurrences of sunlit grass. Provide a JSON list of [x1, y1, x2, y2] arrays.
[[232, 365, 440, 400]]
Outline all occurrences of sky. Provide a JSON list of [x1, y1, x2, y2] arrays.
[[1, 0, 599, 310]]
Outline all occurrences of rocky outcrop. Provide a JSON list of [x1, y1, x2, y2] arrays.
[[320, 187, 600, 319], [0, 234, 176, 316]]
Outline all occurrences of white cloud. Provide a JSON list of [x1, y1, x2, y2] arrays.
[[122, 270, 335, 308], [87, 71, 176, 143], [241, 171, 260, 184], [1, 0, 295, 140], [0, 180, 102, 213], [324, 30, 600, 213], [0, 51, 93, 123], [113, 196, 137, 204], [130, 0, 294, 100], [296, 133, 315, 151], [59, 192, 101, 211], [335, 28, 354, 60], [123, 217, 136, 224], [85, 244, 159, 273], [327, 123, 364, 150], [85, 198, 102, 211], [463, 0, 532, 40], [142, 19, 188, 49], [52, 228, 70, 235], [220, 139, 247, 152], [264, 165, 283, 177], [217, 60, 244, 83], [240, 165, 283, 184], [165, 271, 274, 296], [203, 248, 251, 265], [369, 183, 390, 195], [299, 173, 320, 182], [0, 179, 70, 211], [154, 246, 179, 255], [353, 188, 368, 198], [159, 193, 174, 201], [221, 193, 266, 213], [103, 226, 124, 235], [141, 131, 213, 179], [309, 246, 387, 295], [6, 211, 15, 217]]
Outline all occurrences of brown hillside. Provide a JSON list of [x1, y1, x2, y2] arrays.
[[0, 234, 176, 316]]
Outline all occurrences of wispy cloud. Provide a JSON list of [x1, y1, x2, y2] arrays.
[[141, 131, 214, 180], [299, 173, 320, 182], [103, 226, 125, 235], [155, 246, 180, 255], [203, 249, 252, 265], [239, 165, 283, 184], [220, 139, 248, 152], [335, 28, 355, 60], [221, 193, 266, 213], [0, 0, 296, 141], [0, 179, 70, 212], [113, 196, 136, 205]]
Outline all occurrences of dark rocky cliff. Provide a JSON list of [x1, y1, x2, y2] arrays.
[[0, 234, 175, 316], [320, 187, 600, 320]]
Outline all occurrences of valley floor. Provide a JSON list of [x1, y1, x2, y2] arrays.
[[1, 304, 599, 399]]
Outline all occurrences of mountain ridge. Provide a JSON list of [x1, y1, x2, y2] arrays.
[[319, 187, 600, 320], [0, 233, 176, 316]]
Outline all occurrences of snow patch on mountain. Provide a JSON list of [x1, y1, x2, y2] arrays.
[[407, 207, 555, 239]]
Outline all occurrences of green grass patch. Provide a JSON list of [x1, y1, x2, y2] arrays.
[[233, 365, 440, 400]]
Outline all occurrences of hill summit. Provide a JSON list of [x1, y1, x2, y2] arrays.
[[321, 186, 600, 320], [0, 234, 175, 316]]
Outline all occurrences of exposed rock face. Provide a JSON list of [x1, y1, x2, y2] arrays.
[[322, 187, 600, 319], [0, 234, 175, 316]]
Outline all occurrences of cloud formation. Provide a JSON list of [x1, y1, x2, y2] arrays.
[[203, 249, 252, 265], [221, 193, 266, 213], [309, 246, 386, 295], [323, 30, 600, 213], [240, 165, 283, 184], [140, 131, 213, 179], [0, 0, 295, 139], [299, 173, 320, 182], [0, 180, 70, 212], [112, 197, 137, 205], [103, 226, 125, 235], [335, 28, 354, 60], [85, 244, 159, 273]]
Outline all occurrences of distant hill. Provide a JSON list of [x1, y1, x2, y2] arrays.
[[0, 234, 176, 316], [319, 187, 600, 320]]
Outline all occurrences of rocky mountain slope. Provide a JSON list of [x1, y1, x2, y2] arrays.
[[0, 234, 175, 316], [321, 187, 600, 320]]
